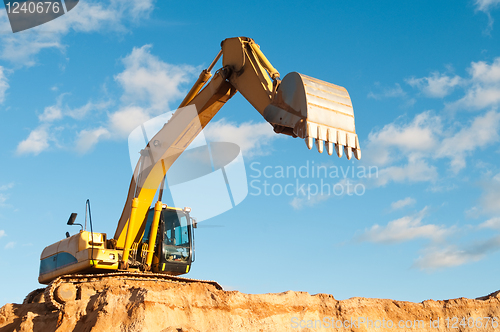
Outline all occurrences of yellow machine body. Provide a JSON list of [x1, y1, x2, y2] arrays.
[[38, 231, 119, 284]]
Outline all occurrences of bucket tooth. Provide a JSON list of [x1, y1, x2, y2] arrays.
[[316, 139, 324, 154], [354, 136, 361, 160], [326, 142, 334, 156], [335, 144, 343, 158], [354, 148, 361, 160], [344, 146, 352, 160], [317, 126, 327, 142], [305, 137, 314, 150]]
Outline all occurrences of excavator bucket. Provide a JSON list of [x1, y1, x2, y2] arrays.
[[263, 72, 361, 160]]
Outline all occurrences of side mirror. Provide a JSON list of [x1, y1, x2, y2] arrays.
[[67, 213, 83, 230], [67, 213, 77, 225], [192, 218, 197, 229]]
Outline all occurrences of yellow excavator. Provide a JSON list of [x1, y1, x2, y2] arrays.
[[28, 37, 361, 309]]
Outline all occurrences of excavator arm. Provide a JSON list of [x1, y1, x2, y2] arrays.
[[113, 37, 362, 266]]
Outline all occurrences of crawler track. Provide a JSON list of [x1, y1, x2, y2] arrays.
[[23, 288, 45, 305], [44, 272, 223, 311]]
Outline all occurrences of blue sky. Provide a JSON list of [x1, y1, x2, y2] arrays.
[[1, 0, 500, 305]]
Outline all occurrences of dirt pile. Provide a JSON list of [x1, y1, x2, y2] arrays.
[[0, 279, 499, 332]]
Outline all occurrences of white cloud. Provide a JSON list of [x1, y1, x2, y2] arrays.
[[75, 127, 111, 153], [0, 183, 13, 207], [364, 111, 441, 166], [17, 44, 194, 154], [363, 113, 440, 186], [465, 206, 480, 219], [479, 173, 500, 214], [479, 217, 500, 229], [18, 95, 112, 154], [475, 0, 500, 12], [357, 208, 451, 244], [470, 58, 500, 83], [404, 58, 500, 110], [365, 110, 500, 178], [0, 66, 8, 103], [436, 111, 500, 172], [406, 72, 462, 98], [391, 197, 416, 211], [376, 156, 438, 186], [0, 230, 5, 238], [67, 100, 111, 120], [0, 183, 14, 191], [74, 45, 196, 147], [368, 59, 500, 180], [474, 0, 500, 29], [451, 86, 500, 111], [367, 83, 406, 100], [39, 104, 63, 122], [115, 44, 197, 111], [38, 95, 111, 122], [0, 0, 156, 66], [16, 125, 51, 155], [414, 235, 500, 269], [0, 29, 62, 67], [109, 106, 151, 138], [204, 120, 277, 158], [414, 246, 483, 269], [122, 0, 155, 20], [4, 241, 15, 249], [444, 58, 500, 110]]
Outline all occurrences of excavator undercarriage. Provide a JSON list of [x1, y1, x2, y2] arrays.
[[24, 272, 222, 311]]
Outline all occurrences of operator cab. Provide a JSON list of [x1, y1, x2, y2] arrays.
[[143, 205, 195, 275]]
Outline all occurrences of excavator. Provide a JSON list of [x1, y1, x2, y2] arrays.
[[27, 37, 362, 309]]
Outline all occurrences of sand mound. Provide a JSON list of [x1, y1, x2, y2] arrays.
[[1, 278, 499, 331]]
